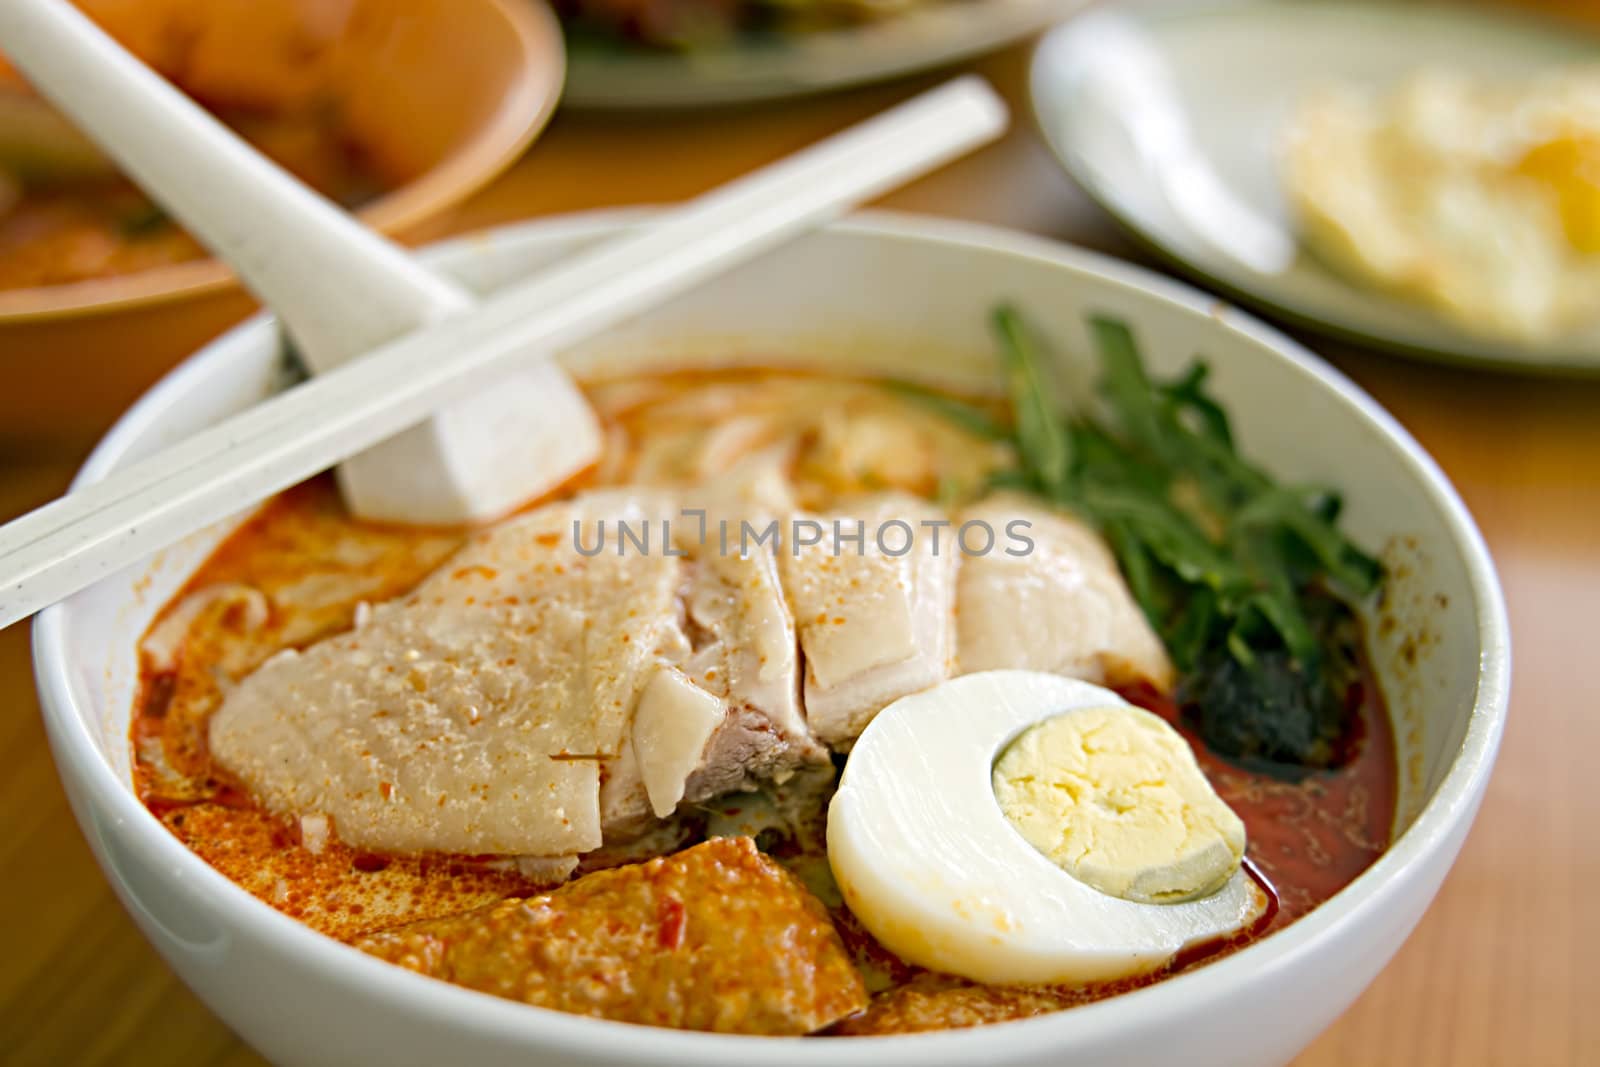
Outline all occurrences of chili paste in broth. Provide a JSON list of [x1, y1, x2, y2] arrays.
[[131, 370, 1397, 1034]]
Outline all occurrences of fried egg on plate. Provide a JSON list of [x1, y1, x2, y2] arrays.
[[1284, 68, 1600, 343]]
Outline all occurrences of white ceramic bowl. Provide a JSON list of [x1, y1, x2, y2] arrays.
[[33, 211, 1509, 1067]]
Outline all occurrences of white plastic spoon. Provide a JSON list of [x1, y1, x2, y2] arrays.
[[0, 0, 600, 525], [0, 74, 1009, 630]]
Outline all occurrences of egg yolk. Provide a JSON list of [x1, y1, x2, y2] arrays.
[[992, 706, 1246, 905], [1516, 135, 1600, 255]]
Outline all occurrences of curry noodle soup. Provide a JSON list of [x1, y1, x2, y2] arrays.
[[132, 354, 1397, 1036]]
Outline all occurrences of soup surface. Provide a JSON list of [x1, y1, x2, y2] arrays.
[[133, 370, 1396, 1035]]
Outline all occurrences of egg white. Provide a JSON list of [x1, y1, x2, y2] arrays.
[[826, 670, 1266, 987]]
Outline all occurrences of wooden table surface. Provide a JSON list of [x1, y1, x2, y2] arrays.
[[2, 8, 1597, 1064]]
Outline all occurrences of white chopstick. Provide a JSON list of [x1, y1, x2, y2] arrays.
[[0, 76, 1008, 630]]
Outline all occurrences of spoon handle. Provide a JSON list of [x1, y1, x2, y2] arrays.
[[0, 75, 1008, 630], [0, 0, 468, 368]]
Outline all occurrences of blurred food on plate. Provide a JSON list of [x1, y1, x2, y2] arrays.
[[0, 0, 399, 291], [557, 0, 955, 49], [1284, 67, 1600, 343]]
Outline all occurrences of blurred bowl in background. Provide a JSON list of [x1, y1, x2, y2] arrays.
[[0, 0, 564, 444], [0, 0, 564, 322]]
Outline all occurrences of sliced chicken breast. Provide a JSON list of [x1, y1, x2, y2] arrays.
[[779, 493, 956, 746], [209, 491, 683, 856], [599, 486, 824, 834], [954, 492, 1174, 693], [212, 488, 822, 859]]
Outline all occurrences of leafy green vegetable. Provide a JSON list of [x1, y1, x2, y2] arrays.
[[882, 380, 1009, 441], [117, 202, 170, 239], [1183, 646, 1344, 769], [993, 306, 1072, 497], [974, 307, 1384, 773]]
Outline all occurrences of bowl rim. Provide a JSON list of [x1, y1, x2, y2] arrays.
[[0, 0, 566, 324], [32, 209, 1510, 1064]]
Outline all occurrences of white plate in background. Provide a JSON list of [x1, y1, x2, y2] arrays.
[[1031, 0, 1600, 372], [565, 0, 1081, 108]]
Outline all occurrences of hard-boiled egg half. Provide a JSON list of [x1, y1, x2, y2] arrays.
[[827, 670, 1266, 986]]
